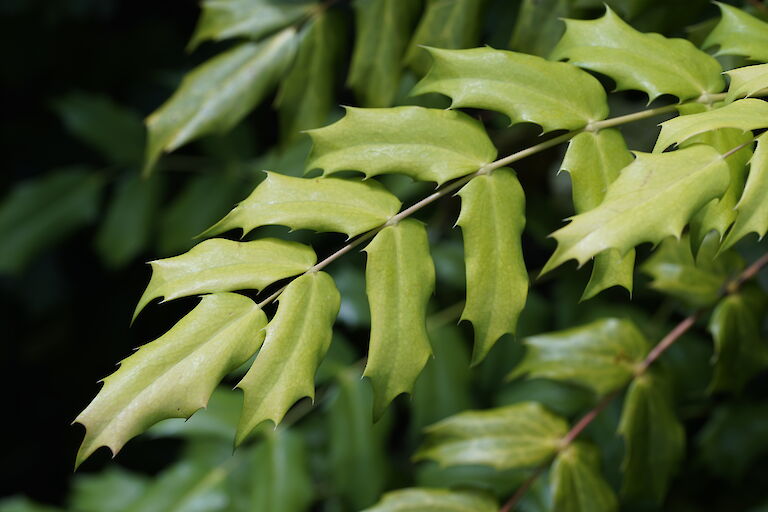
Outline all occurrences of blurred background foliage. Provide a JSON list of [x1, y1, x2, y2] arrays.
[[3, 0, 768, 510]]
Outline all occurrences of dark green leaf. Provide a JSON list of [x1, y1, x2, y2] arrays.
[[551, 442, 618, 512]]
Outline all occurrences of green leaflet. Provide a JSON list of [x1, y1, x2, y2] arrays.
[[75, 293, 266, 467], [307, 106, 497, 184], [508, 0, 574, 57], [457, 168, 528, 364], [708, 287, 768, 393], [276, 11, 345, 141], [188, 0, 314, 50], [203, 172, 401, 238], [551, 443, 618, 512], [723, 132, 768, 250], [347, 0, 421, 107], [510, 318, 650, 395], [618, 371, 684, 502], [704, 3, 768, 63], [416, 402, 568, 470], [236, 272, 340, 444], [362, 488, 497, 512], [134, 238, 317, 320], [144, 29, 298, 176], [561, 130, 635, 300], [0, 167, 104, 275], [244, 429, 313, 512], [542, 145, 730, 273], [71, 467, 148, 512], [412, 47, 608, 132], [725, 64, 768, 103], [678, 103, 754, 244], [655, 99, 768, 152], [551, 7, 724, 101], [404, 0, 485, 75], [364, 220, 435, 418], [641, 234, 743, 308]]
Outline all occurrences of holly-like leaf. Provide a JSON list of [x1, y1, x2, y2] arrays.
[[457, 168, 528, 364], [542, 145, 730, 273], [0, 167, 104, 275], [551, 6, 724, 101], [641, 234, 743, 308], [618, 371, 684, 502], [276, 11, 345, 141], [510, 318, 649, 395], [405, 0, 485, 75], [203, 172, 401, 238], [416, 402, 568, 470], [364, 220, 435, 418], [725, 64, 768, 103], [308, 106, 497, 184], [561, 129, 635, 300], [363, 488, 497, 512], [75, 293, 267, 467], [144, 28, 298, 175], [412, 47, 608, 132], [654, 99, 768, 152], [723, 132, 768, 250], [704, 2, 768, 63], [551, 443, 618, 512], [709, 286, 768, 393], [188, 0, 314, 50], [347, 0, 420, 107], [236, 271, 340, 444], [134, 238, 317, 320]]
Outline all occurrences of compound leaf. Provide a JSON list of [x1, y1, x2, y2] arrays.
[[308, 106, 497, 184], [510, 318, 649, 395], [189, 0, 314, 50], [561, 129, 635, 300], [416, 402, 568, 470], [204, 172, 401, 238], [618, 371, 684, 502], [364, 219, 435, 418], [134, 238, 317, 320], [654, 99, 768, 152], [457, 168, 528, 364], [551, 443, 618, 512], [347, 0, 420, 107], [405, 0, 485, 75], [552, 6, 723, 101], [412, 47, 608, 132], [704, 3, 768, 63], [725, 64, 768, 103], [542, 145, 730, 273], [236, 271, 340, 444], [363, 488, 497, 512], [144, 28, 298, 175], [724, 132, 768, 249], [75, 293, 267, 467]]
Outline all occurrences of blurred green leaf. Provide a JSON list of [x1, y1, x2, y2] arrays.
[[363, 488, 497, 512], [150, 387, 242, 441], [0, 497, 65, 512], [698, 403, 768, 480], [496, 379, 593, 419], [551, 442, 618, 512], [71, 466, 149, 512]]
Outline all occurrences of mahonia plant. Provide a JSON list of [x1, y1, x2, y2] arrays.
[[73, 1, 768, 510]]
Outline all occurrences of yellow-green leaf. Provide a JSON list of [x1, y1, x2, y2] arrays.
[[618, 371, 684, 502], [542, 145, 730, 273], [457, 168, 528, 364], [561, 129, 635, 300], [203, 172, 401, 238], [363, 488, 497, 512], [704, 3, 768, 63], [412, 47, 608, 132], [364, 220, 435, 418], [75, 293, 266, 467], [723, 132, 768, 250], [552, 7, 724, 101], [510, 318, 650, 395], [236, 271, 340, 443], [416, 402, 568, 470], [144, 29, 298, 176], [725, 64, 768, 103], [134, 238, 317, 320], [308, 106, 497, 184], [551, 442, 618, 512], [347, 0, 420, 107]]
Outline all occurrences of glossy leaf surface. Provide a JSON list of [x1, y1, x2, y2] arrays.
[[724, 132, 768, 249], [551, 443, 618, 512], [363, 488, 497, 512], [704, 3, 768, 63], [725, 64, 768, 102]]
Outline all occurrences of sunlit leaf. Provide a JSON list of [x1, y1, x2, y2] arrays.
[[704, 2, 768, 63], [723, 132, 768, 250], [725, 63, 768, 103]]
